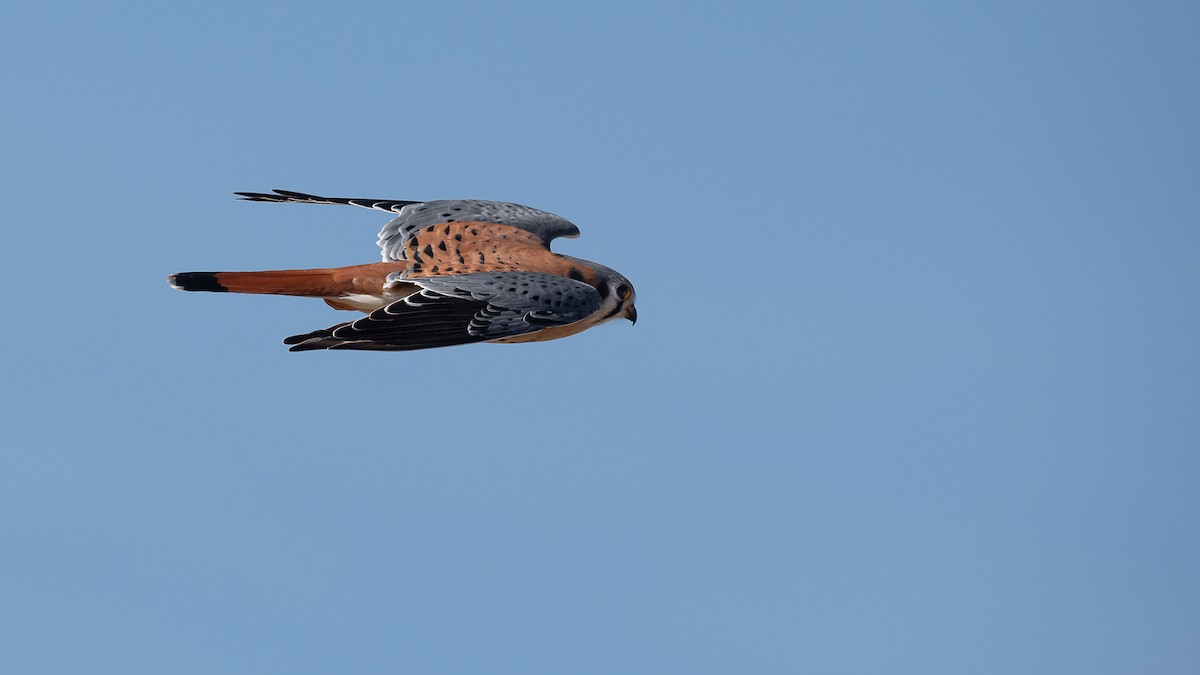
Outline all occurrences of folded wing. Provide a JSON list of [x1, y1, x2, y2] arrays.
[[284, 271, 601, 352]]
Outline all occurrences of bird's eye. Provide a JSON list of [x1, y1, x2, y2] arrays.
[[616, 284, 630, 300]]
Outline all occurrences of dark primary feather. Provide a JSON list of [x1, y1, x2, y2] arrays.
[[234, 189, 421, 214], [285, 294, 489, 352], [282, 322, 354, 346]]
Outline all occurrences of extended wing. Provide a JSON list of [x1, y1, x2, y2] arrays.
[[233, 189, 581, 263]]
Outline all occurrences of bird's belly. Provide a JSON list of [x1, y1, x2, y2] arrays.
[[491, 315, 608, 343], [324, 288, 416, 313]]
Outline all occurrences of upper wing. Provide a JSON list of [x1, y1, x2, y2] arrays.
[[376, 199, 580, 262], [283, 271, 601, 352], [234, 189, 581, 263]]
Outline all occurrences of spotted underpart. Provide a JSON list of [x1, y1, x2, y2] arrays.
[[285, 271, 601, 351], [377, 200, 580, 262]]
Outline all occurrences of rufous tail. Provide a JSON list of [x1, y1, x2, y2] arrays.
[[167, 269, 352, 297]]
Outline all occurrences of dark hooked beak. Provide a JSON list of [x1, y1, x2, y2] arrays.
[[625, 305, 637, 325]]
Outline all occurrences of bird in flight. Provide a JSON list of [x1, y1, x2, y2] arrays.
[[168, 190, 637, 352]]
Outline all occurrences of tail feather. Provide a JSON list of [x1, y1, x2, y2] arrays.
[[167, 269, 350, 297], [168, 272, 229, 292]]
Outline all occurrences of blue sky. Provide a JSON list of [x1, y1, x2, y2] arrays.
[[2, 1, 1198, 673]]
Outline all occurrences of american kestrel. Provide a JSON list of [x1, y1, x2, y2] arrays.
[[168, 190, 637, 351]]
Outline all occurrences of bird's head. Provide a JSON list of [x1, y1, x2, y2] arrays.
[[594, 265, 637, 326]]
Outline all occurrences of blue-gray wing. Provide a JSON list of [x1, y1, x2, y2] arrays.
[[284, 272, 601, 352], [233, 190, 581, 262], [376, 200, 581, 262]]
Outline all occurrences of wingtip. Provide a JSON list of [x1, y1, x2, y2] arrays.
[[234, 190, 288, 202], [287, 339, 335, 352]]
